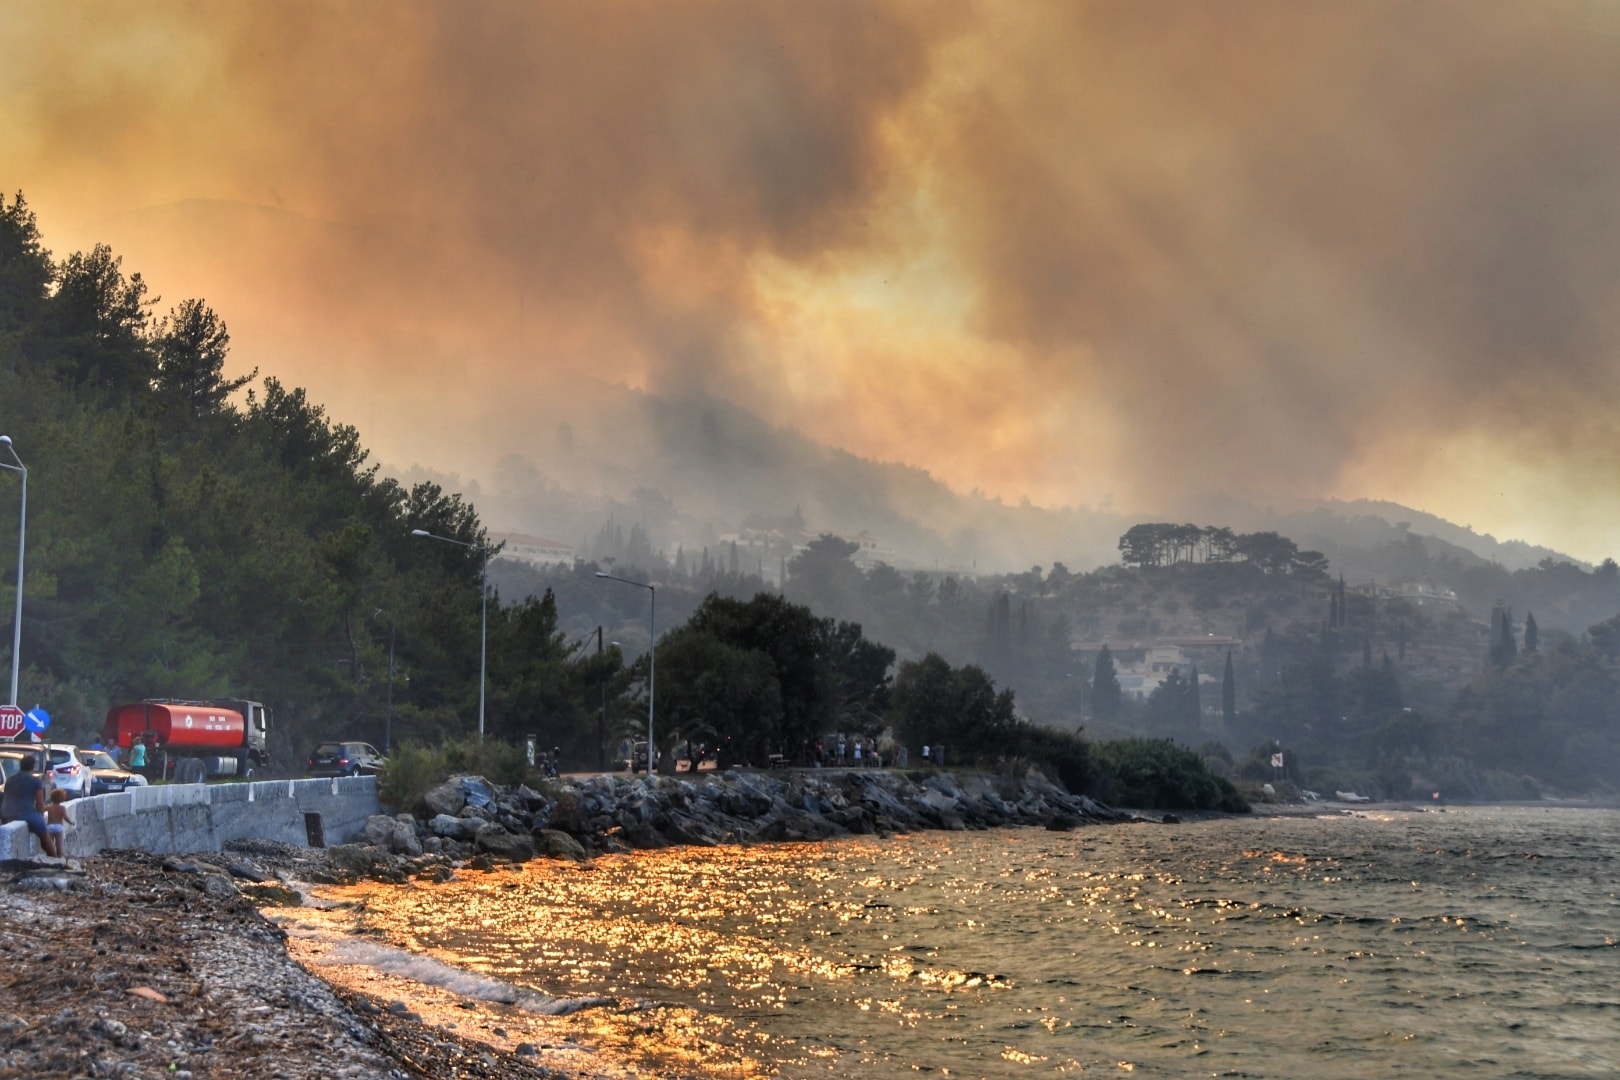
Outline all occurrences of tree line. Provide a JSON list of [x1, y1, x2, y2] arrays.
[[2, 192, 1250, 808], [1118, 523, 1330, 575]]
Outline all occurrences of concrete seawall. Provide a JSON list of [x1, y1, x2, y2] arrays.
[[1, 777, 381, 861]]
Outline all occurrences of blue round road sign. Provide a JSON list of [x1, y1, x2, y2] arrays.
[[24, 706, 50, 733]]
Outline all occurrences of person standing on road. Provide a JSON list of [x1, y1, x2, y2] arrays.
[[0, 752, 52, 857], [45, 789, 72, 859], [129, 735, 147, 778]]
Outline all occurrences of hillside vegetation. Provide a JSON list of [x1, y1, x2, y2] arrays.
[[6, 192, 1616, 805], [0, 194, 1248, 810]]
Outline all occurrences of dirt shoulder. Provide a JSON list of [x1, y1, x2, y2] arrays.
[[0, 846, 569, 1080]]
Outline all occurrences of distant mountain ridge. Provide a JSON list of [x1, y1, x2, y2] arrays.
[[396, 375, 1589, 586]]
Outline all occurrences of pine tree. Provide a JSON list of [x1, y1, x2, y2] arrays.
[[1524, 611, 1539, 655]]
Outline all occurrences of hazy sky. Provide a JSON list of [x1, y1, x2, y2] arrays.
[[4, 1, 1619, 562]]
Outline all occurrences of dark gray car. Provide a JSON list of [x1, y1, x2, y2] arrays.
[[75, 748, 149, 794], [306, 741, 385, 777]]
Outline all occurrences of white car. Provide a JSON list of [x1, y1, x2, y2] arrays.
[[0, 742, 92, 799]]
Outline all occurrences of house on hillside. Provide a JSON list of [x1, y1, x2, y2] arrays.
[[1351, 579, 1458, 608], [1072, 637, 1241, 703], [492, 532, 575, 568]]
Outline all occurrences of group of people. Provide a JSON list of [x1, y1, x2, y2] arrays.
[[816, 737, 890, 768], [0, 750, 73, 858], [87, 733, 150, 773]]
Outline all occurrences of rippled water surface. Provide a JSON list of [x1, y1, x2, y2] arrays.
[[299, 807, 1620, 1077]]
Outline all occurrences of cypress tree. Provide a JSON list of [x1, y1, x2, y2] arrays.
[[1222, 650, 1236, 727], [1092, 645, 1122, 722], [1524, 612, 1539, 655], [1488, 604, 1518, 669]]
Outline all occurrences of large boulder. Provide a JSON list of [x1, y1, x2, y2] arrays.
[[535, 829, 589, 861], [545, 791, 590, 834], [325, 842, 403, 883], [714, 774, 774, 817], [427, 813, 482, 842], [618, 820, 669, 849], [474, 823, 535, 862], [363, 814, 424, 856], [422, 780, 467, 818], [422, 775, 499, 818]]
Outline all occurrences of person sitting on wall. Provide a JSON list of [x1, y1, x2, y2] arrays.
[[0, 752, 53, 857]]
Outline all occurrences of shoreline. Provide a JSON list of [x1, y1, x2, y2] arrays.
[[4, 797, 1615, 1077]]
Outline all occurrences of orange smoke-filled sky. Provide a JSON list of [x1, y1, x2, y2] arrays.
[[4, 1, 1619, 562]]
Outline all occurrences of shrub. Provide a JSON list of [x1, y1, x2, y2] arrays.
[[376, 741, 446, 813], [1015, 725, 1096, 793], [378, 736, 544, 812], [1091, 737, 1249, 812]]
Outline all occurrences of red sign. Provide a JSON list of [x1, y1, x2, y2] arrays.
[[0, 705, 24, 740]]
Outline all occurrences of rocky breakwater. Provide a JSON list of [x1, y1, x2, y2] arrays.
[[331, 768, 1129, 879]]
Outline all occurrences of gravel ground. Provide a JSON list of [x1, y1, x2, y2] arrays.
[[0, 844, 573, 1080]]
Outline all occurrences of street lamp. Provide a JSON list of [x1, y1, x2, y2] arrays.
[[596, 572, 654, 778], [595, 627, 606, 772], [412, 529, 488, 740], [0, 436, 25, 707]]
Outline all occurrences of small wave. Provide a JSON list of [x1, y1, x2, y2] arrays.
[[290, 928, 616, 1016]]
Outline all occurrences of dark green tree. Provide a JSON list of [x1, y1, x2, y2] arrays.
[[152, 298, 256, 421], [687, 592, 838, 759], [1092, 645, 1122, 722], [0, 191, 52, 337], [1488, 604, 1518, 670], [654, 625, 783, 767], [1222, 650, 1236, 727], [889, 653, 1019, 764]]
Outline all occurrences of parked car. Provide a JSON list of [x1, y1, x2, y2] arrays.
[[306, 741, 385, 777], [75, 748, 149, 794], [613, 741, 658, 773], [0, 750, 27, 792], [0, 742, 90, 798]]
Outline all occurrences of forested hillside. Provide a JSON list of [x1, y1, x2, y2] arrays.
[[6, 191, 1613, 803], [505, 520, 1620, 798], [0, 192, 621, 764], [0, 194, 1123, 802]]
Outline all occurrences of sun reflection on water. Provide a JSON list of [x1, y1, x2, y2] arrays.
[[271, 810, 1620, 1078]]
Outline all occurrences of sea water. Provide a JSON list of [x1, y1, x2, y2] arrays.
[[284, 806, 1620, 1077]]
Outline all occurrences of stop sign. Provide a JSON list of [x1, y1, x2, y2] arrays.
[[0, 705, 24, 740]]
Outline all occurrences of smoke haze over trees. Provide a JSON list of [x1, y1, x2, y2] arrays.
[[5, 194, 1618, 804], [9, 4, 1620, 565]]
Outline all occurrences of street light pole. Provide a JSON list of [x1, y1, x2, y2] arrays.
[[385, 620, 396, 754], [595, 572, 654, 778], [596, 626, 606, 772], [412, 529, 488, 740], [0, 436, 25, 707]]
